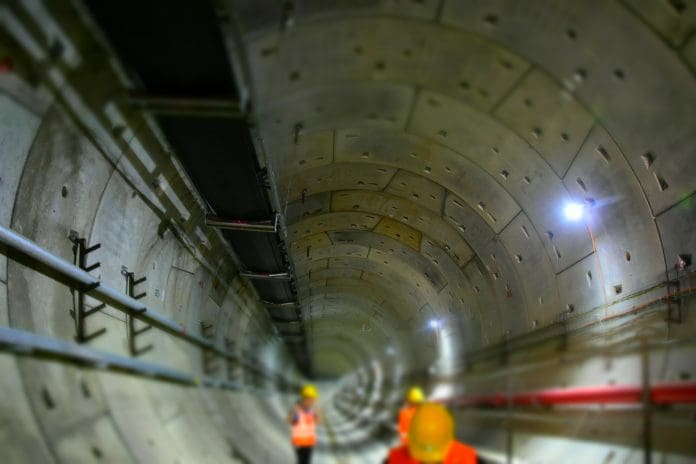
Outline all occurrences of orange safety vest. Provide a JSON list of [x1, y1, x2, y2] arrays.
[[387, 441, 478, 464], [398, 406, 417, 444], [291, 408, 317, 447]]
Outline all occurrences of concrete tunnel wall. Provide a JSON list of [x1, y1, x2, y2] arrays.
[[1, 0, 696, 463], [0, 95, 297, 461]]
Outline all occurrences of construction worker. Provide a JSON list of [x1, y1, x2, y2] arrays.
[[288, 384, 321, 464], [387, 402, 478, 464], [398, 386, 425, 444]]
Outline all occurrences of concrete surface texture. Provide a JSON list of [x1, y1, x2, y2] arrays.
[[0, 0, 695, 463]]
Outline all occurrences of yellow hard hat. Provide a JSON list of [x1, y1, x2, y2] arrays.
[[301, 384, 318, 399], [408, 403, 455, 462], [407, 386, 425, 404]]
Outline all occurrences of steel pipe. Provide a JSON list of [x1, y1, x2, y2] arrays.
[[443, 381, 696, 407], [0, 325, 242, 390], [0, 225, 273, 377]]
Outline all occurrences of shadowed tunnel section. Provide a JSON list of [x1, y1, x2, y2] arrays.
[[0, 1, 695, 463]]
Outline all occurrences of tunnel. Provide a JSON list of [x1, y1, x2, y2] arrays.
[[0, 1, 695, 463]]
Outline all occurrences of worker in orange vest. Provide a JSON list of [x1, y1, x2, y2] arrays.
[[387, 403, 478, 464], [398, 386, 425, 444], [288, 384, 321, 464]]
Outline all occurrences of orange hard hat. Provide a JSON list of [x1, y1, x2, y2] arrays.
[[408, 402, 455, 462]]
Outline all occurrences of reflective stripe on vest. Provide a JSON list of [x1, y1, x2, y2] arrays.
[[291, 409, 317, 447], [398, 406, 417, 444]]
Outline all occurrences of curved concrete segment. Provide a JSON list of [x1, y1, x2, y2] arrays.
[[0, 1, 695, 463]]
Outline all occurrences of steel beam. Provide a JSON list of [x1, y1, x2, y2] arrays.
[[205, 214, 278, 233], [128, 94, 246, 119], [239, 270, 291, 281]]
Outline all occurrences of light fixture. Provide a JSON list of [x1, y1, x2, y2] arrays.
[[386, 346, 396, 355], [563, 201, 585, 221], [429, 318, 441, 330]]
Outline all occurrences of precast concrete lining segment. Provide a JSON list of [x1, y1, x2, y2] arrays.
[[330, 190, 474, 266], [332, 128, 520, 232], [279, 162, 398, 204], [255, 81, 415, 139], [441, 0, 696, 217], [498, 212, 562, 328], [245, 16, 528, 109], [564, 126, 667, 296], [229, 0, 440, 34], [408, 89, 593, 274]]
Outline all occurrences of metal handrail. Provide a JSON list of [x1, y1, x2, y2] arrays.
[[0, 224, 295, 389]]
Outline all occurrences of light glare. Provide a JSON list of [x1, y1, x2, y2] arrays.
[[563, 202, 585, 221]]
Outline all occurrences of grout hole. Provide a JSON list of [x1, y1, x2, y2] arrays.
[[641, 152, 654, 169], [91, 446, 102, 459], [353, 46, 363, 54], [576, 177, 588, 192], [523, 176, 531, 184], [561, 132, 570, 142], [288, 71, 300, 81], [586, 271, 593, 287], [515, 254, 523, 263], [499, 170, 509, 180], [625, 251, 631, 262], [614, 284, 623, 295], [566, 304, 575, 313], [613, 68, 625, 80], [566, 28, 577, 40], [483, 13, 499, 26], [41, 386, 55, 409], [374, 60, 386, 71], [574, 68, 587, 82], [81, 380, 91, 399], [459, 80, 470, 90], [520, 225, 530, 238], [61, 186, 68, 198], [531, 127, 542, 138], [596, 145, 611, 163], [554, 246, 562, 260], [654, 173, 669, 191]]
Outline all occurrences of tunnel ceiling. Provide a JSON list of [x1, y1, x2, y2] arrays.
[[225, 0, 695, 379]]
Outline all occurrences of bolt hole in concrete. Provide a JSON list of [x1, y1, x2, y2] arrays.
[[483, 13, 498, 26], [614, 284, 623, 295], [81, 379, 91, 398], [61, 185, 68, 197], [41, 386, 55, 409]]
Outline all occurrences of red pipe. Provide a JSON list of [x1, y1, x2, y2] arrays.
[[443, 381, 696, 407]]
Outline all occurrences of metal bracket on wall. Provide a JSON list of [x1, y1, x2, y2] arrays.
[[69, 233, 106, 343], [205, 213, 278, 233], [666, 260, 687, 324], [124, 272, 153, 356]]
